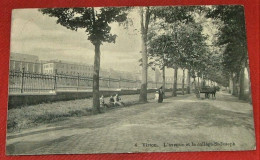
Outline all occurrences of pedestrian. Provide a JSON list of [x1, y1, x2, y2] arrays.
[[158, 86, 164, 103], [155, 91, 159, 101]]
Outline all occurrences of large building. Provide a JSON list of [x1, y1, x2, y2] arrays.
[[43, 60, 94, 76], [9, 52, 42, 73], [42, 60, 138, 80], [9, 53, 170, 84]]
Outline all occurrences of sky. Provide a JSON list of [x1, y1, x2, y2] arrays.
[[10, 7, 219, 76], [11, 8, 144, 73]]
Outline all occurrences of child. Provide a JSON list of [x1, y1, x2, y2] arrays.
[[109, 95, 115, 107], [100, 95, 108, 108], [114, 94, 125, 106]]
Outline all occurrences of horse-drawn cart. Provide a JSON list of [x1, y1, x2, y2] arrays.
[[195, 86, 217, 99]]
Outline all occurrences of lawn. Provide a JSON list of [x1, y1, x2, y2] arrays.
[[7, 92, 173, 132]]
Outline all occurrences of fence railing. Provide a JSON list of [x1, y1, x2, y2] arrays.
[[9, 69, 175, 93]]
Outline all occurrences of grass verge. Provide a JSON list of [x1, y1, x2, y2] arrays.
[[7, 92, 172, 133]]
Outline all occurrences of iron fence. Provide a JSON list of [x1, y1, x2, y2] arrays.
[[9, 68, 175, 93]]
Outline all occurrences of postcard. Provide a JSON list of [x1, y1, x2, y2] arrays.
[[6, 5, 256, 155]]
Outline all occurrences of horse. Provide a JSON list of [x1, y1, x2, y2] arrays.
[[209, 86, 217, 99], [203, 86, 217, 99]]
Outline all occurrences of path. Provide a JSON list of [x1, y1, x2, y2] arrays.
[[6, 92, 255, 155]]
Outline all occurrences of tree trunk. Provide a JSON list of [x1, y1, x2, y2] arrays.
[[246, 62, 252, 103], [139, 35, 148, 102], [182, 68, 185, 95], [172, 66, 178, 96], [186, 69, 191, 94], [239, 62, 245, 100], [197, 76, 200, 88], [162, 64, 166, 96], [139, 7, 150, 103], [201, 74, 204, 87], [229, 73, 233, 94], [93, 43, 101, 113], [232, 73, 238, 96], [193, 77, 196, 90]]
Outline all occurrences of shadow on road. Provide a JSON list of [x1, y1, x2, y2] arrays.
[[163, 102, 254, 131]]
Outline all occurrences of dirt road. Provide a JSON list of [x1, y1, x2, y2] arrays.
[[6, 92, 255, 155]]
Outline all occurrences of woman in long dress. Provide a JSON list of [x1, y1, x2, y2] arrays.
[[158, 86, 164, 103]]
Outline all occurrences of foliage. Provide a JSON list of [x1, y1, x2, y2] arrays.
[[147, 20, 208, 74], [206, 5, 247, 75], [39, 7, 129, 45], [146, 6, 234, 87]]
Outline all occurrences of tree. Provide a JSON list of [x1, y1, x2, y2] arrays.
[[168, 21, 207, 95], [147, 17, 208, 96], [153, 6, 206, 96], [173, 65, 178, 96], [206, 5, 248, 100], [175, 22, 206, 94], [147, 30, 181, 97], [148, 34, 174, 93], [139, 7, 151, 102], [138, 6, 196, 102], [39, 7, 129, 113]]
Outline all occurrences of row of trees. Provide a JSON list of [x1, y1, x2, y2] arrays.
[[142, 6, 250, 102], [206, 5, 250, 101], [39, 5, 250, 113], [139, 6, 227, 99]]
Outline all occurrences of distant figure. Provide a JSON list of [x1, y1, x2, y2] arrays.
[[100, 95, 108, 108], [195, 87, 200, 98], [109, 95, 115, 107], [114, 94, 125, 106], [155, 91, 159, 101], [158, 86, 164, 103]]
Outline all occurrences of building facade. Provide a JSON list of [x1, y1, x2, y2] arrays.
[[43, 60, 94, 76], [9, 52, 42, 73]]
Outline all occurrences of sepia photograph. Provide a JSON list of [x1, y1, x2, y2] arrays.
[[6, 5, 256, 155]]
